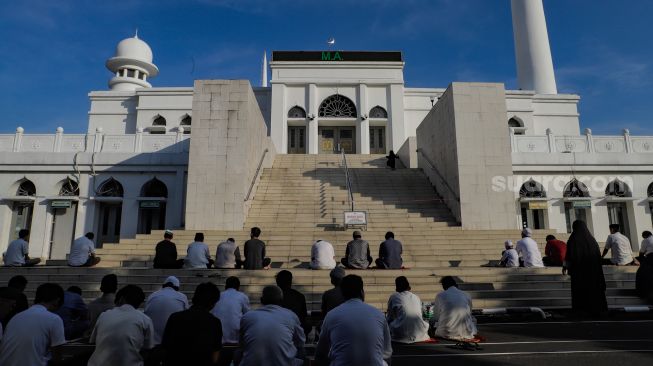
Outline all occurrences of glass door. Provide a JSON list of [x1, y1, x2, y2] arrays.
[[369, 127, 386, 154], [287, 127, 306, 154]]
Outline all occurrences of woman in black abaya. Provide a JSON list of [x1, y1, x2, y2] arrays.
[[563, 220, 608, 317]]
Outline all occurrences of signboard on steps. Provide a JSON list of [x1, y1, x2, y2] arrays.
[[344, 211, 367, 230]]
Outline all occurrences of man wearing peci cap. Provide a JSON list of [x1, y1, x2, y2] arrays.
[[500, 240, 519, 267], [515, 228, 544, 268], [144, 276, 189, 345], [341, 231, 373, 269], [153, 230, 184, 269]]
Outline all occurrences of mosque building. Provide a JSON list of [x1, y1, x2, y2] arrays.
[[0, 0, 651, 262]]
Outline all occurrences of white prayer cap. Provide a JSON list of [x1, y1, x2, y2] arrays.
[[504, 240, 514, 248], [164, 276, 180, 288], [521, 228, 533, 237], [164, 229, 173, 235]]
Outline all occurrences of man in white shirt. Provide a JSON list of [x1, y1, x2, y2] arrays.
[[215, 238, 243, 269], [500, 240, 519, 267], [386, 276, 430, 344], [3, 229, 40, 267], [212, 276, 249, 365], [640, 231, 653, 260], [603, 224, 637, 265], [0, 283, 66, 366], [432, 276, 477, 341], [310, 239, 336, 270], [239, 285, 305, 366], [184, 232, 213, 269], [144, 276, 189, 345], [88, 284, 154, 366], [316, 275, 393, 366], [68, 232, 101, 267], [515, 228, 544, 268]]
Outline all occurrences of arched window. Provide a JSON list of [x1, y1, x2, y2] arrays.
[[153, 116, 166, 126], [287, 106, 307, 119], [605, 179, 631, 197], [563, 179, 590, 198], [150, 115, 167, 134], [17, 180, 36, 196], [508, 118, 522, 128], [59, 178, 79, 196], [647, 182, 653, 197], [141, 178, 168, 198], [318, 95, 357, 118], [369, 106, 388, 119], [97, 178, 124, 197], [519, 179, 546, 198], [180, 115, 191, 134]]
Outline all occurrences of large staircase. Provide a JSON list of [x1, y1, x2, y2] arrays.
[[0, 154, 644, 311]]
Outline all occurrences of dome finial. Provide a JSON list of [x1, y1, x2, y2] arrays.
[[134, 28, 139, 39]]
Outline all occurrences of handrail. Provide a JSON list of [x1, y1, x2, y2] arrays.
[[341, 149, 355, 211], [244, 148, 268, 202], [416, 148, 460, 203]]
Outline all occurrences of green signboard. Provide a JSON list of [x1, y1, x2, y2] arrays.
[[572, 200, 592, 208], [51, 200, 71, 208], [140, 201, 161, 209]]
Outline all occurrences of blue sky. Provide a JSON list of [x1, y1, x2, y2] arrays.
[[0, 0, 651, 134]]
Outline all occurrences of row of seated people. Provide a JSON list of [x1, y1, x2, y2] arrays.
[[0, 270, 476, 366]]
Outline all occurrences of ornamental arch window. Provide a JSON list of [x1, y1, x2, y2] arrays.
[[519, 179, 546, 198], [97, 178, 124, 197], [318, 95, 357, 118], [152, 115, 166, 126], [288, 106, 307, 119], [59, 178, 79, 196], [17, 180, 36, 196], [180, 115, 191, 134], [369, 106, 388, 119], [563, 179, 590, 198], [647, 182, 653, 197], [605, 179, 631, 197], [141, 178, 168, 198]]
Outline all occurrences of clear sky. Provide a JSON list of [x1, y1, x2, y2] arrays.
[[0, 0, 651, 134]]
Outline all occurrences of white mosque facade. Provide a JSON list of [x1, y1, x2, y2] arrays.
[[1, 0, 652, 262]]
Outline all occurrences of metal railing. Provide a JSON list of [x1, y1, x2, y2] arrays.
[[245, 148, 269, 202], [416, 148, 460, 203], [341, 149, 355, 211]]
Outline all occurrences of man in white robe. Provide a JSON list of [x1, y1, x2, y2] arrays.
[[432, 276, 477, 341], [386, 276, 430, 344]]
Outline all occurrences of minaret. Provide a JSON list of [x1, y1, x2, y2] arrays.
[[105, 33, 159, 91], [511, 0, 557, 94], [261, 51, 268, 87]]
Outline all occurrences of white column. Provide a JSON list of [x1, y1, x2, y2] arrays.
[[261, 51, 268, 87], [270, 83, 287, 153], [29, 198, 51, 259], [388, 84, 406, 152], [307, 84, 319, 154], [357, 84, 370, 154], [511, 0, 558, 94]]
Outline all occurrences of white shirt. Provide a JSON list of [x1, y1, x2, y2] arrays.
[[215, 240, 240, 268], [4, 238, 29, 266], [515, 237, 544, 267], [68, 236, 96, 266], [310, 240, 336, 270], [144, 287, 189, 344], [88, 304, 155, 366], [239, 304, 305, 366], [433, 287, 477, 340], [211, 288, 250, 344], [184, 241, 211, 269], [386, 291, 430, 344], [640, 236, 653, 257], [316, 299, 393, 366], [605, 232, 633, 265], [0, 304, 66, 366], [501, 248, 519, 267]]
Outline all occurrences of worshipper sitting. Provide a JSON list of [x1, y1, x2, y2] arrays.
[[144, 276, 189, 346], [215, 238, 243, 269], [68, 232, 101, 267], [153, 230, 184, 269], [375, 231, 403, 269], [88, 284, 154, 366], [3, 229, 41, 267], [184, 232, 214, 269], [386, 276, 430, 344], [321, 267, 346, 318], [602, 224, 638, 266], [341, 231, 373, 269], [55, 286, 89, 340], [0, 283, 66, 366], [3, 275, 28, 328], [162, 282, 223, 366], [211, 276, 249, 366], [87, 273, 118, 335], [432, 276, 478, 341], [243, 227, 271, 269], [499, 240, 519, 267], [0, 287, 22, 341], [316, 274, 392, 365], [310, 239, 336, 270], [639, 231, 653, 263], [543, 234, 567, 267], [515, 228, 544, 268], [239, 285, 306, 366], [276, 270, 311, 336]]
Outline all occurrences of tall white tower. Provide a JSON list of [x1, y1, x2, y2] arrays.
[[261, 51, 268, 87], [511, 0, 557, 94], [105, 33, 159, 91]]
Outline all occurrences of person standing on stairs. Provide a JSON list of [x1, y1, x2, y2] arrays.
[[375, 231, 403, 269], [243, 227, 271, 270], [341, 231, 373, 269], [386, 150, 397, 170]]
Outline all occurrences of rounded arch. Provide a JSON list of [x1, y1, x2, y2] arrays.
[[141, 177, 168, 198], [16, 179, 36, 196], [152, 115, 167, 126], [369, 106, 388, 119], [318, 94, 357, 118], [287, 106, 307, 119], [605, 179, 631, 197], [563, 179, 590, 198], [97, 178, 124, 197], [180, 114, 191, 126], [58, 178, 79, 196], [508, 116, 524, 128], [519, 179, 546, 198], [647, 182, 653, 197]]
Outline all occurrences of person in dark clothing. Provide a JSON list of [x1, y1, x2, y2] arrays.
[[276, 270, 311, 337], [162, 282, 223, 366], [243, 227, 271, 270], [543, 234, 567, 267], [4, 275, 29, 328], [321, 267, 346, 317], [563, 220, 608, 318], [0, 287, 21, 329], [153, 230, 184, 269], [341, 231, 373, 269], [55, 286, 89, 340], [375, 232, 403, 269], [386, 150, 397, 170], [636, 256, 653, 304]]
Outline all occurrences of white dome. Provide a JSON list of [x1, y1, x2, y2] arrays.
[[114, 36, 153, 63]]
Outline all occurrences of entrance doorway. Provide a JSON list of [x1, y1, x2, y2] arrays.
[[520, 203, 546, 229], [319, 127, 355, 154], [138, 178, 168, 234], [10, 201, 34, 241], [607, 202, 631, 243], [564, 202, 589, 233], [288, 127, 306, 154], [49, 202, 78, 259], [369, 127, 386, 154], [98, 203, 121, 246]]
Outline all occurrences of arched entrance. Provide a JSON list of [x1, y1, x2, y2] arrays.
[[563, 179, 592, 233], [318, 94, 357, 154], [605, 179, 632, 242], [137, 178, 168, 234], [96, 178, 124, 246], [9, 180, 36, 241], [49, 178, 79, 259], [519, 179, 547, 229]]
